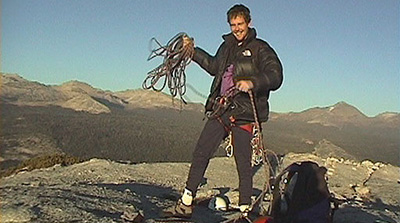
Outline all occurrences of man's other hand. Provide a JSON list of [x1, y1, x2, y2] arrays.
[[236, 80, 253, 92]]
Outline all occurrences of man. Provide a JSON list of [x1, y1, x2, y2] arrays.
[[175, 4, 283, 217]]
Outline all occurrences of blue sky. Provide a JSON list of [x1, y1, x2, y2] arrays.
[[2, 0, 399, 117]]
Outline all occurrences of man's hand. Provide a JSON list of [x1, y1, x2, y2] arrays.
[[183, 35, 194, 48], [236, 80, 254, 92]]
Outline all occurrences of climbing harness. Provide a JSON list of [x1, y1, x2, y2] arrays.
[[142, 33, 195, 103], [220, 91, 267, 167], [207, 87, 239, 119]]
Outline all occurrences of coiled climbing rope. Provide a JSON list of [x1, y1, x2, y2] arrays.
[[142, 33, 195, 103]]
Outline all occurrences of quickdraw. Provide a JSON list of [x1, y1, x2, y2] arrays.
[[248, 90, 265, 166], [224, 131, 234, 157], [250, 126, 264, 166]]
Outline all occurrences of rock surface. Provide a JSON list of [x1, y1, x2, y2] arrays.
[[1, 153, 399, 223]]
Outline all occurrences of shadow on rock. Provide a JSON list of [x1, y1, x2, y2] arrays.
[[97, 183, 236, 222], [96, 182, 181, 219], [334, 198, 400, 223]]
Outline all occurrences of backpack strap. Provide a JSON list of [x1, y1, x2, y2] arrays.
[[329, 194, 342, 223]]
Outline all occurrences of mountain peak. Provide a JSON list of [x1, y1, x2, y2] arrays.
[[375, 112, 400, 125], [282, 101, 370, 127], [332, 101, 351, 108], [328, 101, 366, 118], [335, 101, 348, 105], [1, 73, 66, 103], [2, 73, 42, 86], [62, 80, 93, 86], [59, 80, 99, 94], [376, 112, 399, 118]]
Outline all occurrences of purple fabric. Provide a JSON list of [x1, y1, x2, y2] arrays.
[[220, 64, 235, 96]]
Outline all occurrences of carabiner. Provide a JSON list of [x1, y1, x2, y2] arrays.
[[225, 131, 234, 157], [225, 144, 234, 157]]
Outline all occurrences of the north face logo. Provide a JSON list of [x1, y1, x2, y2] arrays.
[[242, 49, 252, 57]]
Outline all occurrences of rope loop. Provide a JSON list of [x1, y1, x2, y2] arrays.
[[143, 33, 194, 103]]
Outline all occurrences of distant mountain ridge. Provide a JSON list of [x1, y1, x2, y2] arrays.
[[271, 101, 399, 128], [1, 73, 398, 123], [1, 73, 399, 168], [1, 73, 203, 114]]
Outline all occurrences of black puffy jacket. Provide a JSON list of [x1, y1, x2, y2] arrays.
[[193, 28, 283, 124]]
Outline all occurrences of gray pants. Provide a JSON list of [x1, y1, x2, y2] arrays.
[[185, 114, 253, 205]]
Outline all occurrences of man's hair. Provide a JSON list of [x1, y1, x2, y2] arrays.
[[227, 4, 251, 24]]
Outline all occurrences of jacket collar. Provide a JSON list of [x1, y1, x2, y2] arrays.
[[222, 27, 257, 46]]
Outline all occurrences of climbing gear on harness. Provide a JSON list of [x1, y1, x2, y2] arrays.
[[251, 126, 264, 166], [223, 122, 255, 158], [248, 90, 265, 167], [224, 131, 234, 157], [239, 204, 251, 214], [207, 90, 239, 119], [216, 91, 267, 167], [212, 96, 234, 118], [143, 32, 194, 103]]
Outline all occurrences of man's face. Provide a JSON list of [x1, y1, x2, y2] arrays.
[[229, 15, 250, 42]]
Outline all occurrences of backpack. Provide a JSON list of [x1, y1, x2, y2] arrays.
[[270, 161, 333, 223]]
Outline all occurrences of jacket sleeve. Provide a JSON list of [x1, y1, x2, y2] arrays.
[[192, 43, 225, 76], [252, 44, 283, 93]]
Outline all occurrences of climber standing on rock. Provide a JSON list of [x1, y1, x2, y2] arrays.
[[171, 4, 283, 218]]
